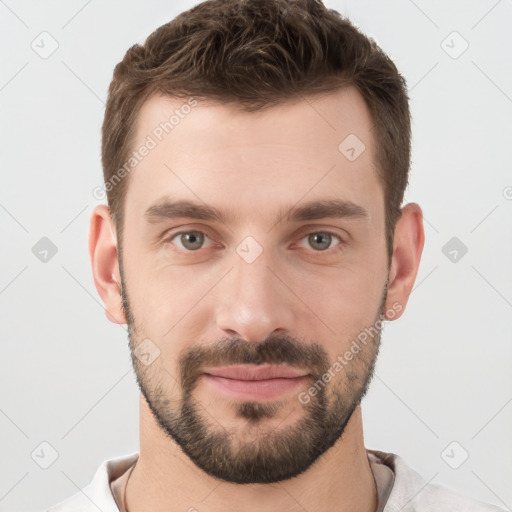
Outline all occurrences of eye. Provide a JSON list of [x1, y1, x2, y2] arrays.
[[167, 230, 213, 251], [164, 229, 343, 253], [298, 231, 343, 251]]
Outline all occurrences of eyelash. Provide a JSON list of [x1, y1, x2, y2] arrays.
[[163, 229, 345, 253]]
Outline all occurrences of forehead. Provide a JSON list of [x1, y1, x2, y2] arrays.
[[123, 87, 382, 228]]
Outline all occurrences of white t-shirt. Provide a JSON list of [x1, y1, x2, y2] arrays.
[[46, 449, 505, 512]]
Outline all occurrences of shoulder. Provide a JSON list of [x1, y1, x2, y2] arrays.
[[46, 452, 139, 512], [367, 449, 506, 512]]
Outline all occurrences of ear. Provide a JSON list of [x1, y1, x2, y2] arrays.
[[88, 205, 127, 324], [383, 202, 425, 321]]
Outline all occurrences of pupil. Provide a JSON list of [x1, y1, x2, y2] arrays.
[[311, 233, 330, 250], [184, 232, 202, 249]]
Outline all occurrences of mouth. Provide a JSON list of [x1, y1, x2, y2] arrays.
[[201, 364, 310, 401]]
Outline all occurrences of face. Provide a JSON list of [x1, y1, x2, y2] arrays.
[[118, 88, 392, 483]]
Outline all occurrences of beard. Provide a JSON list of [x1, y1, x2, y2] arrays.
[[119, 262, 388, 484]]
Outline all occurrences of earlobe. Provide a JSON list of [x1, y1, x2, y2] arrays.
[[88, 205, 127, 324], [384, 203, 425, 321]]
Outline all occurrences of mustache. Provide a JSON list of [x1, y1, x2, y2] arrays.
[[179, 334, 331, 393]]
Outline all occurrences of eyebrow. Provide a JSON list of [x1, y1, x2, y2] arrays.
[[144, 198, 369, 225]]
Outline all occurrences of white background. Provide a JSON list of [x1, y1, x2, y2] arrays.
[[0, 1, 511, 510]]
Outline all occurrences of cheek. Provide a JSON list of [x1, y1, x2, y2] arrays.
[[302, 263, 384, 319], [122, 275, 184, 370], [294, 267, 385, 363]]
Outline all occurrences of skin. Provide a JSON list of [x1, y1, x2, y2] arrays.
[[89, 86, 424, 512]]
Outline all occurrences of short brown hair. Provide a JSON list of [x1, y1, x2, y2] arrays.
[[102, 0, 410, 262]]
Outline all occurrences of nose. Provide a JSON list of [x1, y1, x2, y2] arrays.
[[214, 247, 297, 342]]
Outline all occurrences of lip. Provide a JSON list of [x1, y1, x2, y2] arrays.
[[203, 364, 309, 380], [201, 365, 310, 401]]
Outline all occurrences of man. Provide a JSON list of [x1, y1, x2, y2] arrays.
[[48, 0, 503, 510]]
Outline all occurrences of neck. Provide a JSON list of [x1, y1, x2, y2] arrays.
[[126, 395, 377, 512]]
